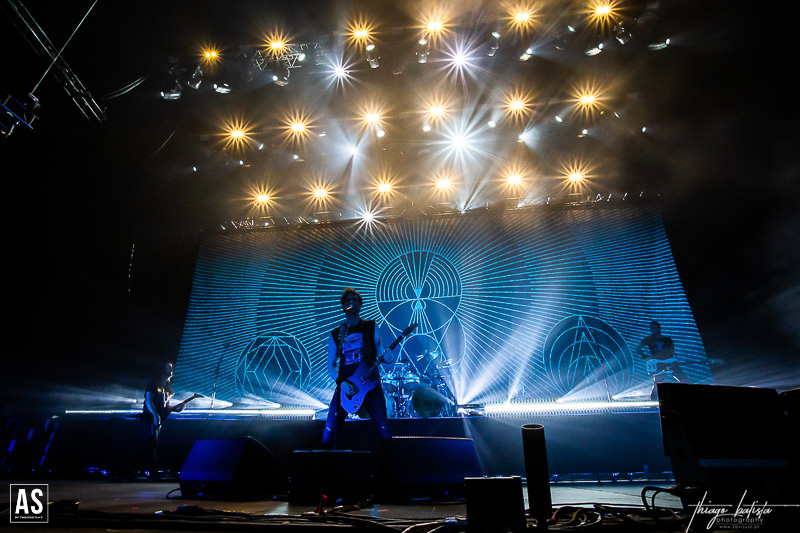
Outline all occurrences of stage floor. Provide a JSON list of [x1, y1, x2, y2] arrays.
[[4, 477, 684, 531]]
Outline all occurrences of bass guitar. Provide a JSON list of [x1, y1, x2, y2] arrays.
[[646, 358, 678, 377], [341, 323, 418, 413], [159, 392, 204, 426]]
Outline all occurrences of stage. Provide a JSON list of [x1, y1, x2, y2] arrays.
[[39, 409, 672, 479], [5, 391, 798, 531]]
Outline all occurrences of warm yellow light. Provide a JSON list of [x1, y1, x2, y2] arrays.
[[256, 194, 270, 203], [281, 110, 314, 143], [429, 104, 446, 118], [377, 182, 393, 194], [571, 81, 606, 119], [313, 187, 328, 199], [426, 19, 444, 33], [505, 90, 533, 118], [586, 1, 620, 32], [264, 30, 291, 57], [596, 5, 612, 16], [507, 3, 536, 33], [568, 172, 584, 182], [507, 173, 523, 186], [514, 11, 530, 23], [222, 118, 252, 150], [435, 178, 452, 190], [364, 112, 381, 124], [347, 17, 376, 46]]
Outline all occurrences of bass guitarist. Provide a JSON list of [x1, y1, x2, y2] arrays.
[[139, 362, 185, 478], [322, 288, 391, 449], [637, 321, 683, 400]]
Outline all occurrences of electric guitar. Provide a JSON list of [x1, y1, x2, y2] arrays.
[[646, 358, 678, 377], [158, 393, 204, 426], [340, 323, 418, 413]]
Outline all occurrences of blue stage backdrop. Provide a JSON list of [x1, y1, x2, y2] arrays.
[[175, 207, 711, 409]]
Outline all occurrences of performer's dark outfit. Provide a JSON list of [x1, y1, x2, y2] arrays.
[[322, 318, 391, 448], [139, 378, 170, 474], [638, 322, 684, 400]]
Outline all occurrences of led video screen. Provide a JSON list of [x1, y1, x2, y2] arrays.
[[175, 207, 711, 409]]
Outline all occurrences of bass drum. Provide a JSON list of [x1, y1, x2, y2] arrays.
[[409, 386, 444, 418]]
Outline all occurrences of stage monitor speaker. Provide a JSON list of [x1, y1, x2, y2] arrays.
[[657, 383, 796, 529], [378, 436, 482, 500], [465, 476, 526, 533], [289, 450, 373, 505], [179, 437, 286, 499]]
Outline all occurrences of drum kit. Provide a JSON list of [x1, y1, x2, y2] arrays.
[[381, 352, 456, 418]]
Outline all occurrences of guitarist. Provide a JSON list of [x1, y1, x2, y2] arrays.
[[637, 321, 683, 400], [139, 362, 185, 478], [322, 288, 391, 449]]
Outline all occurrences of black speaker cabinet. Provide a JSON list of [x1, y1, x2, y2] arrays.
[[658, 383, 797, 529], [465, 476, 527, 533], [289, 450, 372, 504], [179, 437, 285, 499], [378, 436, 482, 500]]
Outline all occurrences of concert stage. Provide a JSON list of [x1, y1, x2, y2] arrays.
[[5, 408, 691, 531], [7, 384, 798, 531], [43, 409, 671, 479]]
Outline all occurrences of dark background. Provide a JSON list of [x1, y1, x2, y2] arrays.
[[2, 1, 797, 416]]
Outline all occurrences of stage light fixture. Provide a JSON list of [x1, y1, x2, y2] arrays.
[[376, 129, 386, 138], [428, 103, 446, 119], [347, 17, 374, 47], [487, 31, 501, 56], [425, 18, 445, 35], [614, 21, 633, 44], [417, 38, 430, 63], [213, 83, 231, 93], [648, 38, 670, 50], [365, 43, 380, 68], [377, 182, 393, 194], [270, 40, 285, 53], [585, 42, 604, 56], [519, 47, 533, 61], [422, 124, 432, 132], [160, 82, 182, 100], [506, 172, 523, 186], [313, 187, 328, 199], [435, 177, 452, 190], [487, 120, 497, 128]]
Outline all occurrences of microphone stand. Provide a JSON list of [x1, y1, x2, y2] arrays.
[[210, 343, 230, 409]]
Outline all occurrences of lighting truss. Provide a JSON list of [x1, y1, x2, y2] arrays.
[[5, 0, 108, 128], [252, 42, 324, 71]]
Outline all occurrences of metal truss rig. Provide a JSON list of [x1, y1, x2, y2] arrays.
[[252, 42, 325, 71], [3, 0, 108, 133]]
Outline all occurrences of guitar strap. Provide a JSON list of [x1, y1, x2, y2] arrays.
[[334, 322, 349, 384]]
